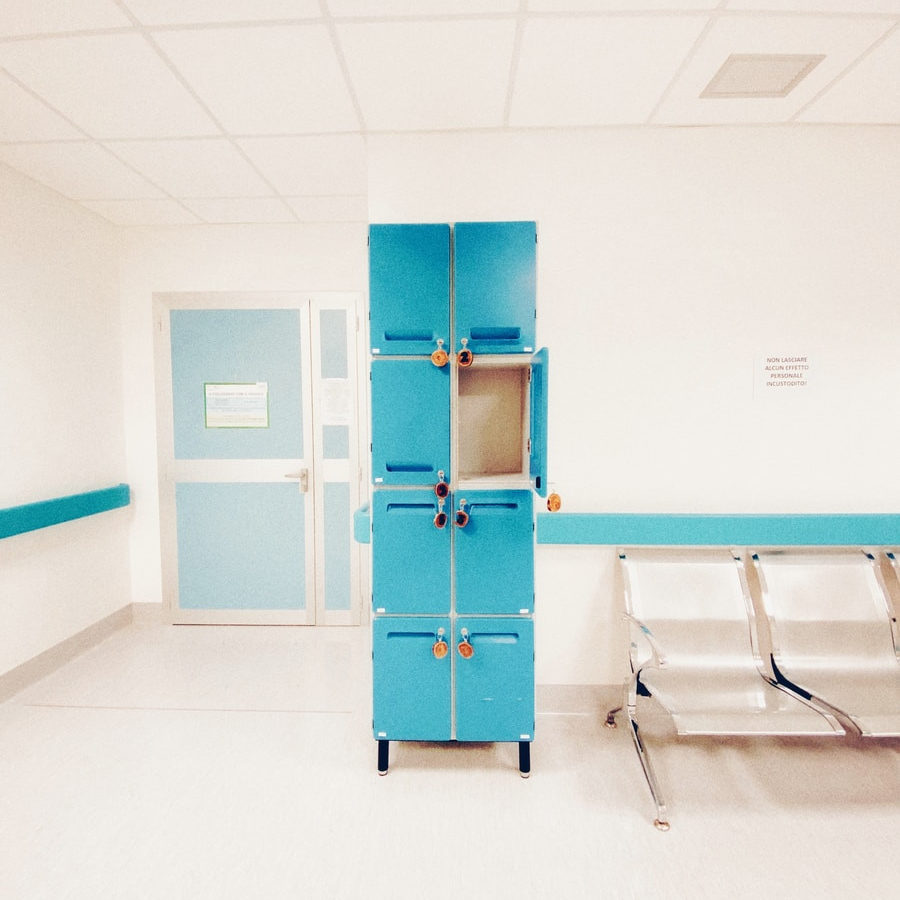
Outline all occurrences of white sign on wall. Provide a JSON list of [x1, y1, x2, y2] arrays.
[[204, 382, 269, 428], [754, 355, 811, 397]]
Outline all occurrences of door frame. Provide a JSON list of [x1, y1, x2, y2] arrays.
[[154, 291, 364, 625]]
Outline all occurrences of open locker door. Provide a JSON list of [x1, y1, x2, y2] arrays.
[[529, 348, 549, 497]]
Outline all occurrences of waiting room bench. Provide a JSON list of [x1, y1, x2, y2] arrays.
[[535, 513, 900, 830]]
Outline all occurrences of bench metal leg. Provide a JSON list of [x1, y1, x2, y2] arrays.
[[625, 700, 670, 831], [377, 739, 389, 775]]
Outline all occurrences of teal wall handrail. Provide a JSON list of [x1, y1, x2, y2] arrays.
[[536, 512, 900, 546], [0, 484, 131, 541]]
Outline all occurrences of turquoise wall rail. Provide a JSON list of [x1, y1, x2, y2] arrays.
[[535, 513, 900, 546], [0, 484, 131, 541]]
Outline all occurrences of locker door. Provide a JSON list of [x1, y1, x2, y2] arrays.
[[371, 359, 450, 485], [455, 617, 535, 743], [372, 490, 450, 614], [369, 224, 450, 356], [373, 616, 451, 741], [454, 491, 534, 615], [454, 221, 536, 356], [529, 348, 549, 498]]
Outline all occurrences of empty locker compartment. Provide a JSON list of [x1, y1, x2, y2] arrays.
[[455, 349, 548, 496]]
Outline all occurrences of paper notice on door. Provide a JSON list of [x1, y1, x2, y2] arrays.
[[322, 379, 351, 425], [205, 382, 269, 428]]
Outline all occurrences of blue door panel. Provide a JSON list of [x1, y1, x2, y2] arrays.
[[454, 491, 534, 615], [372, 490, 450, 614], [371, 359, 450, 485], [369, 224, 450, 356], [373, 616, 451, 740], [455, 617, 534, 742], [170, 308, 303, 460], [529, 348, 549, 498], [176, 482, 305, 610], [454, 221, 536, 355]]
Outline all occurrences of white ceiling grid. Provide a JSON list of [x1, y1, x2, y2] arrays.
[[0, 1, 896, 227]]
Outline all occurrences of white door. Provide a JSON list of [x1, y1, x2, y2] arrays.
[[155, 292, 362, 625]]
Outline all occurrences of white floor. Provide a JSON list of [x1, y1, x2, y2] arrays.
[[1, 619, 898, 900]]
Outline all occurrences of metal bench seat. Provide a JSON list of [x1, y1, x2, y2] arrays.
[[624, 549, 842, 736], [753, 550, 900, 738], [614, 548, 842, 830]]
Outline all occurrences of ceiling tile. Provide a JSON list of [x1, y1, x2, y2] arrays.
[[654, 15, 894, 124], [528, 1, 718, 9], [154, 24, 359, 134], [80, 198, 202, 226], [238, 135, 367, 195], [124, 0, 322, 26], [0, 34, 218, 138], [338, 19, 516, 131], [0, 142, 164, 199], [181, 196, 296, 223], [0, 73, 83, 141], [327, 0, 518, 14], [724, 1, 900, 12], [798, 28, 900, 122], [105, 138, 273, 197], [285, 195, 368, 222], [510, 16, 709, 127], [0, 0, 129, 37]]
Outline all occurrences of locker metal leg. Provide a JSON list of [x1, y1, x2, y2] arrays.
[[518, 741, 531, 778], [377, 739, 389, 776]]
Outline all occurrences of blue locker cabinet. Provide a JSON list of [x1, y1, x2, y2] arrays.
[[373, 617, 534, 745], [454, 491, 534, 615], [370, 358, 450, 486], [372, 489, 533, 617], [369, 224, 450, 357], [368, 221, 547, 779], [371, 490, 450, 615], [454, 221, 537, 356]]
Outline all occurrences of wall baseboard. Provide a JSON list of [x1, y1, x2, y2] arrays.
[[0, 603, 134, 703]]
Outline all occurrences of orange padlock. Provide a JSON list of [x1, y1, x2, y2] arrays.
[[457, 338, 473, 368], [546, 493, 562, 512], [458, 631, 474, 659], [434, 480, 449, 499], [431, 345, 449, 368], [455, 508, 469, 528], [433, 628, 448, 659], [433, 510, 447, 529]]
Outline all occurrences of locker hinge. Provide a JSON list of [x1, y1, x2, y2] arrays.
[[527, 439, 531, 454], [527, 369, 532, 382]]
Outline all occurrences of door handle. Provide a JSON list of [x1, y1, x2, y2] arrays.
[[284, 469, 309, 492]]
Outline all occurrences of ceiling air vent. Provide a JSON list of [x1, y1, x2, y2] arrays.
[[701, 53, 826, 99]]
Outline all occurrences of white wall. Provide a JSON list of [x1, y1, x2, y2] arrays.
[[0, 164, 130, 675], [368, 126, 900, 683], [119, 223, 367, 608]]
